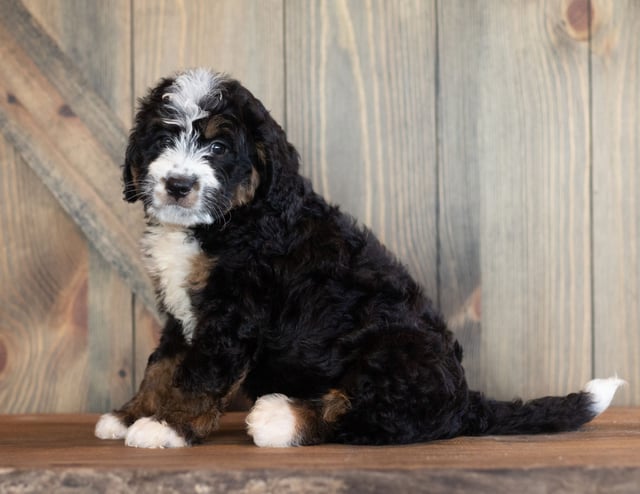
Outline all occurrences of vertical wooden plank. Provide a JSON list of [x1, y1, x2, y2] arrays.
[[23, 0, 135, 411], [285, 0, 438, 298], [133, 0, 285, 383], [133, 301, 162, 391], [22, 0, 132, 125], [134, 0, 285, 124], [437, 2, 484, 389], [85, 248, 134, 413], [0, 134, 89, 412], [591, 0, 639, 405], [474, 1, 592, 400]]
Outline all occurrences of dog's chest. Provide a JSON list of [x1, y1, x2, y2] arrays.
[[142, 225, 203, 341]]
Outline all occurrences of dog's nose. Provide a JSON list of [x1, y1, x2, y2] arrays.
[[165, 175, 197, 199]]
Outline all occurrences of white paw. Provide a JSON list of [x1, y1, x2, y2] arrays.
[[246, 393, 299, 447], [124, 417, 188, 448], [95, 413, 128, 440], [584, 376, 627, 415]]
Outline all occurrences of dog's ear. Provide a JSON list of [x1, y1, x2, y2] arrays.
[[122, 77, 175, 203], [234, 84, 300, 178], [122, 132, 140, 203]]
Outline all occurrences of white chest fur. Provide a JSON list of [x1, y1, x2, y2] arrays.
[[142, 225, 200, 341]]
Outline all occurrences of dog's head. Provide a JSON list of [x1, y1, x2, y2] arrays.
[[123, 68, 297, 226]]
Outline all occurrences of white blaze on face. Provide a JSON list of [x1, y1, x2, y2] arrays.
[[147, 133, 220, 226], [146, 69, 227, 226]]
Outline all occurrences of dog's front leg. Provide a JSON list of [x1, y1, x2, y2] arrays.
[[121, 356, 224, 447], [98, 352, 244, 448], [95, 317, 229, 447]]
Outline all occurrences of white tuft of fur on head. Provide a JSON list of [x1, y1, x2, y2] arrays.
[[162, 69, 226, 132], [246, 394, 300, 448], [583, 376, 627, 416]]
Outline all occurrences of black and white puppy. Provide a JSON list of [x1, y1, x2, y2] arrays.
[[95, 68, 624, 448]]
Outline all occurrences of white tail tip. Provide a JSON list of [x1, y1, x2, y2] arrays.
[[583, 376, 627, 416]]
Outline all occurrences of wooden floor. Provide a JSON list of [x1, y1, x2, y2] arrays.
[[1, 409, 639, 493]]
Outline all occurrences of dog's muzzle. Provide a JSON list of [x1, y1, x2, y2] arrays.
[[146, 148, 219, 226], [165, 175, 198, 200]]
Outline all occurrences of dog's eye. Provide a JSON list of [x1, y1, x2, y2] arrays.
[[210, 141, 227, 155], [161, 136, 173, 147]]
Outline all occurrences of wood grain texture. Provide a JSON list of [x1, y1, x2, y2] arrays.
[[474, 1, 592, 400], [285, 0, 438, 297], [21, 0, 133, 126], [591, 0, 640, 405], [2, 469, 640, 494], [0, 134, 89, 412], [0, 0, 638, 414], [133, 300, 162, 391], [0, 0, 155, 313], [84, 249, 135, 412], [0, 410, 638, 494], [21, 0, 137, 413], [133, 0, 285, 124], [437, 1, 484, 390]]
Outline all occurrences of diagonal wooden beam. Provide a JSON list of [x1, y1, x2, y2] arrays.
[[0, 0, 156, 314]]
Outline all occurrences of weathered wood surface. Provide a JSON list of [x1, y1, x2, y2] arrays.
[[0, 134, 89, 412], [591, 0, 640, 406], [2, 468, 640, 494], [21, 0, 138, 413], [0, 0, 638, 415], [133, 0, 285, 128], [0, 0, 155, 312], [285, 0, 439, 299], [474, 1, 592, 400], [436, 0, 484, 391], [0, 410, 638, 493]]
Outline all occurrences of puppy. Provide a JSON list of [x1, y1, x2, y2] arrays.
[[95, 68, 624, 448]]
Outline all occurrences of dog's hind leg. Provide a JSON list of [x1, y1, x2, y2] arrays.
[[246, 389, 351, 447]]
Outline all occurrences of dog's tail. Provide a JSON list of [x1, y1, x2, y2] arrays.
[[462, 377, 626, 436]]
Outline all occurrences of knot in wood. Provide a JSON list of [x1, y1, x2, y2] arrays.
[[564, 0, 593, 41]]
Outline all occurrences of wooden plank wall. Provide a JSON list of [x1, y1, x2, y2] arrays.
[[0, 0, 637, 413], [591, 0, 640, 406]]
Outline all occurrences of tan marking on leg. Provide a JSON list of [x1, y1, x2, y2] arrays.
[[116, 354, 186, 423], [275, 389, 351, 446], [322, 389, 351, 423], [114, 354, 241, 444]]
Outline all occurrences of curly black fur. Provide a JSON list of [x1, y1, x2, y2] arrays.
[[115, 69, 606, 446]]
